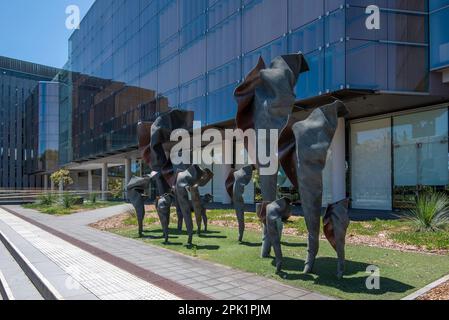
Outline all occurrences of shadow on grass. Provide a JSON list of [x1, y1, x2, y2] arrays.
[[239, 241, 262, 247], [198, 233, 227, 239], [273, 256, 414, 295]]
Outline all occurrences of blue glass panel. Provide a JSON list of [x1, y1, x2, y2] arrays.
[[208, 0, 241, 28], [430, 0, 449, 11], [289, 19, 324, 54], [207, 12, 241, 70], [296, 49, 325, 99], [346, 40, 388, 90], [181, 96, 207, 123], [325, 7, 345, 45], [243, 37, 288, 75], [430, 7, 449, 69], [207, 84, 238, 124], [288, 0, 324, 31], [180, 76, 206, 103], [180, 0, 207, 27], [158, 55, 179, 92], [325, 41, 345, 92], [180, 14, 207, 47], [208, 58, 241, 92], [159, 0, 179, 43], [387, 44, 428, 92], [160, 33, 179, 60], [180, 38, 206, 84], [243, 0, 288, 53]]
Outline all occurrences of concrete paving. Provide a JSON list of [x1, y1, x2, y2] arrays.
[[0, 204, 334, 300], [0, 208, 178, 300]]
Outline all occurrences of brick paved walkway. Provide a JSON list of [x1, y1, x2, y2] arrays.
[[1, 204, 333, 300]]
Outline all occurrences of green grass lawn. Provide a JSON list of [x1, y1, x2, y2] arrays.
[[111, 223, 449, 300], [23, 201, 123, 216]]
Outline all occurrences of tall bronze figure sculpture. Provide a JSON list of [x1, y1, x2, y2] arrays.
[[279, 100, 350, 277], [137, 110, 194, 241], [234, 54, 309, 202], [226, 165, 255, 242]]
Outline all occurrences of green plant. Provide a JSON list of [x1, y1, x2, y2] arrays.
[[89, 193, 98, 204], [61, 193, 75, 209], [405, 191, 449, 232], [50, 169, 74, 188], [108, 178, 124, 199], [38, 193, 56, 206]]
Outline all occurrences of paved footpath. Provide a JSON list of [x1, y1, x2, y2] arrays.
[[0, 204, 333, 300]]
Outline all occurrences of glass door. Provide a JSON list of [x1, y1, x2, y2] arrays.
[[351, 118, 392, 210]]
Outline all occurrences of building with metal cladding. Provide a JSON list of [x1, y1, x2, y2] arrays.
[[6, 0, 445, 211], [0, 57, 60, 189]]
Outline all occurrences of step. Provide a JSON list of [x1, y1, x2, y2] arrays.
[[0, 240, 43, 300], [0, 208, 179, 300], [0, 219, 98, 300]]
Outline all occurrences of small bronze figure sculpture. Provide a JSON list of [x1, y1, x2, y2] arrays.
[[191, 192, 213, 234], [175, 165, 213, 245], [126, 176, 151, 238], [156, 192, 175, 244], [226, 165, 255, 242], [323, 198, 350, 279]]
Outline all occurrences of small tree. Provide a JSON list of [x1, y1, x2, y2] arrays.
[[50, 169, 74, 189]]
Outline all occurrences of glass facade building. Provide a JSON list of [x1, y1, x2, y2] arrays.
[[57, 1, 449, 208], [0, 56, 60, 189]]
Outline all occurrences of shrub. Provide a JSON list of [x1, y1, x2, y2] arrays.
[[89, 193, 97, 204], [61, 193, 76, 209], [38, 193, 56, 206], [405, 191, 449, 232]]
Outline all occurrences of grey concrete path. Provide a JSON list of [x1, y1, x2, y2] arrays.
[[1, 204, 333, 300]]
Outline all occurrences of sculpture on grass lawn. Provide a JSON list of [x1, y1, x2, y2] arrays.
[[191, 192, 213, 234], [136, 109, 195, 241], [323, 198, 350, 278], [233, 53, 308, 271], [234, 53, 351, 277], [126, 175, 151, 238], [257, 198, 292, 273], [226, 165, 255, 242], [175, 165, 213, 246], [279, 100, 350, 278]]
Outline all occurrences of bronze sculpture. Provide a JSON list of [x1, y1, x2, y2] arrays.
[[226, 165, 255, 242], [175, 165, 213, 245], [323, 198, 350, 279], [279, 100, 350, 276], [126, 176, 151, 238]]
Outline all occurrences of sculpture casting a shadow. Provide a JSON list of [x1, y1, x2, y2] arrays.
[[234, 53, 352, 278], [126, 176, 151, 237], [176, 165, 214, 245], [257, 198, 292, 273], [133, 109, 214, 245], [226, 165, 255, 242], [279, 100, 350, 277]]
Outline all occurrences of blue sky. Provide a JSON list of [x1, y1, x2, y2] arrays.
[[0, 0, 95, 68]]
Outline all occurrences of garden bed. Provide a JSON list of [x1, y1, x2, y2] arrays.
[[23, 200, 123, 216]]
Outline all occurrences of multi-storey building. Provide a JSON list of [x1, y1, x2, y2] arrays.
[[3, 0, 446, 212], [0, 56, 60, 189]]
